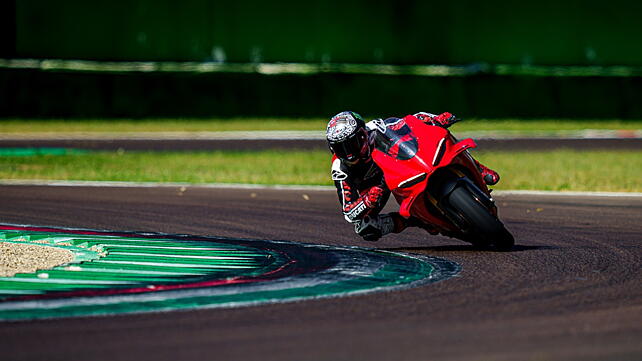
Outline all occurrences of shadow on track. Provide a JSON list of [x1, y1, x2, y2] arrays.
[[382, 244, 556, 253]]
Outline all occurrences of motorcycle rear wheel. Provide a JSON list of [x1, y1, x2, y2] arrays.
[[446, 185, 514, 251]]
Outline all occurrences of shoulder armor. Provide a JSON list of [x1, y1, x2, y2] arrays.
[[367, 119, 387, 133], [331, 158, 348, 181]]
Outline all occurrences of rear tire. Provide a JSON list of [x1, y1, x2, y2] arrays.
[[447, 185, 514, 251]]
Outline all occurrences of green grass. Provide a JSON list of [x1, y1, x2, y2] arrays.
[[473, 150, 642, 192], [455, 119, 642, 132], [1, 149, 640, 192], [0, 118, 640, 133], [0, 151, 330, 185]]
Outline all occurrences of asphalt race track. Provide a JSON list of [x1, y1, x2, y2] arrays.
[[0, 185, 640, 361]]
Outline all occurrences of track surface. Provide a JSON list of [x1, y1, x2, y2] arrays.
[[0, 185, 641, 361]]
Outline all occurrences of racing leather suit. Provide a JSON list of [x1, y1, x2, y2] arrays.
[[331, 112, 458, 241]]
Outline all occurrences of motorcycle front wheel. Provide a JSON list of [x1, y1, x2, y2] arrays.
[[446, 185, 514, 251]]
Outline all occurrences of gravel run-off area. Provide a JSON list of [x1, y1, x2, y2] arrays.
[[0, 243, 74, 277]]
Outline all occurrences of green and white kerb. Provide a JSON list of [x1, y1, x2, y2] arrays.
[[0, 224, 460, 321]]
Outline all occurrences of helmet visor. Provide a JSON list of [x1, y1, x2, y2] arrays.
[[330, 129, 368, 162]]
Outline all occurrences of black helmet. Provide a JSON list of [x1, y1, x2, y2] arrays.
[[326, 111, 370, 164]]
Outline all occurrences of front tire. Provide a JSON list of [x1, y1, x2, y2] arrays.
[[446, 185, 514, 251]]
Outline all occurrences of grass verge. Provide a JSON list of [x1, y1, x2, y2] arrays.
[[1, 149, 640, 192], [1, 118, 641, 133]]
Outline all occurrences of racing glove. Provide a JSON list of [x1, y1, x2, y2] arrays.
[[414, 112, 459, 128], [431, 112, 459, 128], [363, 186, 385, 209]]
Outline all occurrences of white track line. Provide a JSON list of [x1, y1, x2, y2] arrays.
[[492, 190, 642, 198], [1, 179, 641, 197], [0, 179, 335, 191], [0, 129, 641, 141], [0, 130, 325, 141]]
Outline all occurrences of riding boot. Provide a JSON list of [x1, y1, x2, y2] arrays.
[[474, 159, 500, 185]]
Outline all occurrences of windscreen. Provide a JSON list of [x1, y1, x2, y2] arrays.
[[373, 118, 419, 161]]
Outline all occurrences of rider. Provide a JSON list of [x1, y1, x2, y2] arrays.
[[326, 110, 500, 242]]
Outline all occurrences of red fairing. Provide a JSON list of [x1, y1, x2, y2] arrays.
[[371, 115, 489, 232]]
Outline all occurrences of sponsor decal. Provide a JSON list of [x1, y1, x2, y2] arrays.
[[331, 158, 348, 180], [332, 169, 348, 181], [345, 201, 367, 220]]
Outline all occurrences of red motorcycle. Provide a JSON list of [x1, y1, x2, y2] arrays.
[[371, 115, 514, 251]]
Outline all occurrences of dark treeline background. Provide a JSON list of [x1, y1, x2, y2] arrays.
[[1, 0, 641, 119]]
